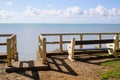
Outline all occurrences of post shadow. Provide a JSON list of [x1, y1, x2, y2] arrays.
[[47, 56, 78, 76], [12, 61, 41, 80], [74, 53, 115, 65]]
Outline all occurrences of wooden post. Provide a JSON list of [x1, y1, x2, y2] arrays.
[[38, 35, 43, 58], [60, 34, 63, 52], [38, 35, 40, 58], [11, 39, 14, 59], [71, 38, 75, 60], [43, 38, 46, 64], [14, 35, 18, 61], [80, 34, 83, 48], [37, 35, 41, 60], [116, 33, 119, 49], [68, 38, 75, 61], [7, 38, 11, 67], [114, 34, 118, 58], [98, 34, 102, 48]]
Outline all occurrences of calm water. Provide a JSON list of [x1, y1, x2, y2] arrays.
[[0, 24, 120, 61]]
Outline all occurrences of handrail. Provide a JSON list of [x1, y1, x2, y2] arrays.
[[0, 43, 7, 46], [41, 32, 120, 36], [39, 32, 120, 64], [7, 34, 18, 66], [0, 34, 13, 37], [38, 34, 46, 64], [40, 32, 120, 52], [0, 34, 18, 67]]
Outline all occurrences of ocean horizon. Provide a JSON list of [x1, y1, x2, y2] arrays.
[[0, 23, 120, 61]]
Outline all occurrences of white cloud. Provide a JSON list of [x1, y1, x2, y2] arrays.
[[64, 6, 83, 16], [23, 5, 41, 16], [0, 5, 120, 23], [23, 5, 120, 17], [87, 5, 108, 16], [109, 8, 120, 16], [23, 5, 62, 16], [5, 1, 13, 6], [0, 10, 12, 18], [42, 9, 62, 16]]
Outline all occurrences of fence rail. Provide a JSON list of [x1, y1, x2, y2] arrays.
[[0, 34, 13, 37], [38, 32, 120, 64], [0, 34, 18, 67]]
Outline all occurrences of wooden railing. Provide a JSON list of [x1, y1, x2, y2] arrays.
[[42, 33, 120, 50], [38, 32, 120, 64], [38, 34, 46, 64], [0, 34, 18, 67]]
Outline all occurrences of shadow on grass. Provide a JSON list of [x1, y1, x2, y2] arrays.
[[47, 56, 78, 76], [74, 54, 116, 65]]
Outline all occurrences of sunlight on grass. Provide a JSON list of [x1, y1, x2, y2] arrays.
[[99, 55, 120, 79]]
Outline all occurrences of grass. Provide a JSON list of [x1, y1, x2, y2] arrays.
[[99, 55, 120, 79]]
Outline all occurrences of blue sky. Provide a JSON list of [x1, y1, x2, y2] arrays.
[[0, 0, 120, 23]]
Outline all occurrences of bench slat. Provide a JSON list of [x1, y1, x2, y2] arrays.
[[75, 39, 114, 45], [74, 48, 113, 51]]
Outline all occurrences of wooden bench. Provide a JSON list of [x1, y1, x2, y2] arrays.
[[67, 35, 118, 61]]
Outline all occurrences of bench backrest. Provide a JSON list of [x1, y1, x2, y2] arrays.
[[75, 39, 114, 45]]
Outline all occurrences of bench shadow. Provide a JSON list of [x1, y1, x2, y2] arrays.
[[16, 70, 40, 80], [47, 56, 78, 76], [74, 52, 117, 65]]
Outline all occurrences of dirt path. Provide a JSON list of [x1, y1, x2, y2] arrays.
[[0, 53, 116, 80]]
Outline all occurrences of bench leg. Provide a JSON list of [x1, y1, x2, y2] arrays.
[[68, 50, 75, 61], [108, 49, 118, 58], [113, 50, 118, 58], [107, 49, 113, 55], [68, 55, 75, 62]]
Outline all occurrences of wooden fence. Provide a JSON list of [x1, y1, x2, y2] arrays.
[[38, 34, 46, 64], [38, 32, 120, 64], [0, 34, 18, 67]]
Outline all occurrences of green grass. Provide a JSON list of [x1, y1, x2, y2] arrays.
[[99, 55, 120, 79]]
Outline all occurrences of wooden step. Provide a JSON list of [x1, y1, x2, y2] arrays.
[[0, 59, 7, 63], [6, 59, 49, 72], [0, 53, 7, 59], [0, 63, 6, 74]]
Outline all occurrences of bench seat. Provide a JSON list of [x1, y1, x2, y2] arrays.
[[67, 35, 118, 61], [74, 48, 113, 51]]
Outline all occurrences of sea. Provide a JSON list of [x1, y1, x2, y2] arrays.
[[0, 24, 120, 61]]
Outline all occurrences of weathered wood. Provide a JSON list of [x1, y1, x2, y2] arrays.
[[38, 34, 45, 59], [0, 34, 13, 37], [80, 34, 83, 48], [116, 33, 119, 49], [98, 34, 102, 48], [38, 43, 42, 58], [0, 53, 7, 56], [40, 33, 120, 58], [46, 41, 60, 44], [75, 39, 114, 45], [41, 32, 120, 36], [68, 38, 75, 61], [60, 34, 63, 52], [43, 38, 46, 64], [7, 38, 11, 67], [0, 43, 7, 46], [0, 63, 6, 74], [0, 53, 7, 59], [39, 34, 44, 45], [67, 36, 117, 61], [46, 41, 71, 44]]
